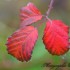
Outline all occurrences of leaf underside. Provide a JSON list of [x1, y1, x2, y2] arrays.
[[20, 2, 42, 27]]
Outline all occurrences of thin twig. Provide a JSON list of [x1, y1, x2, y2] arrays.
[[36, 0, 55, 28], [46, 0, 55, 16]]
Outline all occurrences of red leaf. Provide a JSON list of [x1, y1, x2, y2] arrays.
[[43, 20, 69, 55], [6, 26, 38, 62], [20, 2, 42, 27]]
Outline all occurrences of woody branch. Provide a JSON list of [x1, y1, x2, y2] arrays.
[[46, 0, 55, 16]]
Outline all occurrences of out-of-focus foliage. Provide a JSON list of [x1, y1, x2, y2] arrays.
[[0, 0, 70, 70]]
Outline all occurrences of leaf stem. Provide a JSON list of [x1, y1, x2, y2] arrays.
[[46, 16, 52, 23]]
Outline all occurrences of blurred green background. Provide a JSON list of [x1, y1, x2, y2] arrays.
[[0, 0, 70, 70]]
